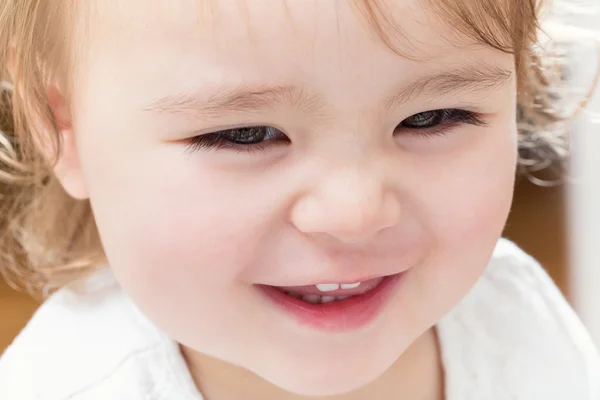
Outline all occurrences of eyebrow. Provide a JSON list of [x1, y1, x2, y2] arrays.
[[146, 84, 328, 119], [144, 63, 512, 118], [383, 63, 513, 112]]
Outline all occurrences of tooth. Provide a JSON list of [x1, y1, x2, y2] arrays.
[[321, 296, 336, 303], [315, 283, 340, 292], [336, 296, 348, 301], [341, 282, 361, 289], [302, 294, 321, 304]]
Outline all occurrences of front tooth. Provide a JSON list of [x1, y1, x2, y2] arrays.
[[335, 296, 348, 301], [302, 294, 321, 304], [316, 283, 340, 292], [321, 296, 336, 303], [341, 282, 361, 289]]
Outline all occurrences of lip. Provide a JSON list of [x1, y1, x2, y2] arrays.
[[257, 272, 406, 333]]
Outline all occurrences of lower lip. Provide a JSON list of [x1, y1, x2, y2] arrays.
[[257, 273, 405, 333]]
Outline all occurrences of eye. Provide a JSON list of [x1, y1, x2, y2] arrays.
[[397, 109, 486, 135], [187, 126, 289, 153], [401, 110, 444, 128]]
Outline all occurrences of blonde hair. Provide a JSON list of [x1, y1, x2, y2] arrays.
[[0, 0, 597, 298]]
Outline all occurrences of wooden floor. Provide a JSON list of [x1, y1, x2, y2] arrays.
[[0, 178, 569, 352]]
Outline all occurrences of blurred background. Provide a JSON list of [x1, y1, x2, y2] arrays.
[[2, 2, 600, 354]]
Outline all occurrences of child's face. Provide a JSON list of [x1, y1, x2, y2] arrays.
[[65, 0, 517, 395]]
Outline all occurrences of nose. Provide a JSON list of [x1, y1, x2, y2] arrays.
[[290, 167, 401, 243]]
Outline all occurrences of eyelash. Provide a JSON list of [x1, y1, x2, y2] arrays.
[[186, 109, 486, 153]]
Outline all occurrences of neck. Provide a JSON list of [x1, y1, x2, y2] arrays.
[[182, 327, 444, 400]]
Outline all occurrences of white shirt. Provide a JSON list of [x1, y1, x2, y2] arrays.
[[1, 239, 599, 399]]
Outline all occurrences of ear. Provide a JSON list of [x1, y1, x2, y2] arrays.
[[47, 86, 89, 200]]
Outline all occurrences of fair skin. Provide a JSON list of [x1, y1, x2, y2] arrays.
[[50, 0, 517, 398]]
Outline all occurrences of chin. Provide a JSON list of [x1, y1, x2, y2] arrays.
[[252, 350, 396, 397], [267, 369, 382, 397]]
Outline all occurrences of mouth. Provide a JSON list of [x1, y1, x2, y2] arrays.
[[257, 272, 406, 332]]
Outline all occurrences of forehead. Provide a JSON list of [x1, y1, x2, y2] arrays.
[[87, 0, 491, 63], [76, 0, 514, 115]]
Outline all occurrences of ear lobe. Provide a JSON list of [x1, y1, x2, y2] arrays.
[[47, 86, 89, 200]]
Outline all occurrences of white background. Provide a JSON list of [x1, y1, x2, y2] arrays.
[[565, 4, 600, 347]]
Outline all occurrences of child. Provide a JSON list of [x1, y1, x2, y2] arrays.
[[0, 0, 599, 399]]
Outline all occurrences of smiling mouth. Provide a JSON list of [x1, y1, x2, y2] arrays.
[[257, 272, 406, 332], [274, 275, 386, 304]]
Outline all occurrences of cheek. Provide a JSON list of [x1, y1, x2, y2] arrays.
[[78, 140, 273, 305], [78, 143, 280, 348], [409, 126, 517, 308], [417, 122, 517, 238], [428, 160, 515, 245]]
